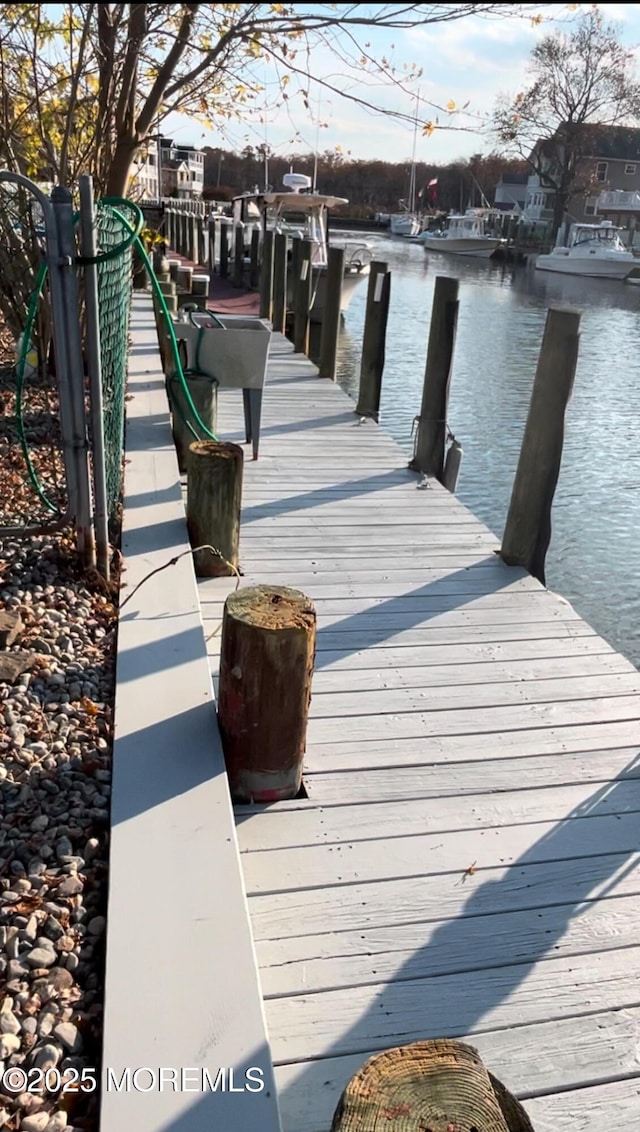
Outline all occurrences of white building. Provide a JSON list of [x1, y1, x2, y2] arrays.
[[129, 138, 160, 201]]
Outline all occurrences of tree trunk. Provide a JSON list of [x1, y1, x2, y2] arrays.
[[106, 137, 138, 198], [551, 191, 568, 247], [331, 1040, 534, 1132], [217, 586, 316, 803]]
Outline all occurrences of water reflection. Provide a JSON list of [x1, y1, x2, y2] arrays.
[[333, 232, 640, 666]]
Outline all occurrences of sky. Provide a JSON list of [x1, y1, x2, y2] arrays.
[[164, 2, 640, 166]]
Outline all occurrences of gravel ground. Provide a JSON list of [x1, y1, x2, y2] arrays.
[[1, 329, 117, 1131]]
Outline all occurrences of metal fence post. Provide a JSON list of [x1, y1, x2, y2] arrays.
[[79, 175, 110, 579], [50, 186, 95, 565]]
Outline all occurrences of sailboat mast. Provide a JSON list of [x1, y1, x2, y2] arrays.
[[409, 89, 420, 214]]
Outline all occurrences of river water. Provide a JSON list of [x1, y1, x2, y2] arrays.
[[331, 231, 640, 668]]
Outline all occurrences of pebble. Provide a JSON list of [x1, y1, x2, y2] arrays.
[[0, 1034, 20, 1057], [32, 1044, 60, 1071], [0, 539, 115, 1129], [26, 947, 56, 969], [52, 1023, 81, 1054], [20, 1114, 50, 1132]]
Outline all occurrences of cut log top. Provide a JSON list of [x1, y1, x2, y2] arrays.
[[331, 1040, 534, 1132], [225, 585, 316, 632], [190, 439, 241, 460]]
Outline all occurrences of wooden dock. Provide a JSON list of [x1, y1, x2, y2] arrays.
[[196, 331, 640, 1131]]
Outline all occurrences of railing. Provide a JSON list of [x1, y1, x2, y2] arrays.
[[598, 190, 640, 212]]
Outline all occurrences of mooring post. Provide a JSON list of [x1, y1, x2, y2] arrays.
[[272, 231, 288, 334], [186, 440, 244, 577], [355, 260, 391, 420], [208, 217, 217, 274], [259, 229, 274, 320], [233, 223, 245, 288], [500, 306, 581, 585], [219, 220, 230, 278], [249, 228, 261, 289], [217, 586, 316, 803], [293, 238, 314, 355], [319, 245, 345, 381], [410, 275, 459, 480]]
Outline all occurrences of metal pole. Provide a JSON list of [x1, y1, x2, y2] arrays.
[[79, 175, 110, 579], [0, 171, 80, 524], [51, 185, 95, 566]]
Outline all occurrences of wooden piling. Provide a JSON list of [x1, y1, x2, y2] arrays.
[[233, 224, 245, 288], [272, 232, 288, 334], [186, 440, 243, 577], [259, 229, 274, 321], [170, 373, 218, 474], [410, 275, 459, 480], [217, 585, 316, 803], [219, 221, 230, 278], [293, 238, 314, 356], [355, 260, 391, 420], [249, 228, 261, 289], [319, 245, 345, 381], [500, 306, 581, 585], [330, 1039, 532, 1132], [208, 218, 217, 274]]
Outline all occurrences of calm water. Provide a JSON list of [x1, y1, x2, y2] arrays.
[[332, 231, 640, 668]]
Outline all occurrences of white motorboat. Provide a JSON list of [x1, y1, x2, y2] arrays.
[[390, 212, 422, 238], [535, 220, 637, 279], [232, 174, 371, 321], [420, 209, 502, 258]]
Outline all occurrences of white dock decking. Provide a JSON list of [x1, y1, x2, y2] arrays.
[[199, 333, 640, 1132]]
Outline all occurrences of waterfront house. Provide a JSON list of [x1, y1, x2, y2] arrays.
[[523, 124, 640, 229]]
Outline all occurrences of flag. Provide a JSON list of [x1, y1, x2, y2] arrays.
[[427, 177, 438, 205]]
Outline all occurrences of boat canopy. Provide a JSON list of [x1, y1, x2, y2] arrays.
[[262, 192, 348, 211]]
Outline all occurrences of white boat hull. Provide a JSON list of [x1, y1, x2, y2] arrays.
[[287, 263, 370, 323], [421, 235, 501, 258], [535, 253, 635, 280], [390, 215, 421, 238]]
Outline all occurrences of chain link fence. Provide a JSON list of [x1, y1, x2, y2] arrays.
[[0, 175, 140, 576], [94, 200, 136, 522]]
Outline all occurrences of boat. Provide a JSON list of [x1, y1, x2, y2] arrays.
[[535, 220, 637, 279], [389, 91, 422, 238], [419, 209, 502, 258], [232, 175, 371, 322]]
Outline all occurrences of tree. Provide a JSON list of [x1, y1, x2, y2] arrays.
[[0, 3, 542, 199], [493, 9, 640, 238]]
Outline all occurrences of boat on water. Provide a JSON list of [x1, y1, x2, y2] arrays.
[[231, 174, 371, 320], [389, 211, 422, 238], [535, 220, 637, 280], [419, 209, 502, 258]]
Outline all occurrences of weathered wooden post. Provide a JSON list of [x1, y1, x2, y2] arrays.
[[331, 1039, 533, 1132], [410, 275, 459, 480], [233, 223, 245, 288], [319, 245, 345, 381], [500, 306, 581, 585], [249, 227, 261, 289], [217, 585, 316, 803], [170, 374, 218, 474], [272, 231, 288, 334], [208, 217, 217, 274], [180, 212, 188, 257], [294, 237, 314, 355], [259, 229, 274, 320], [355, 260, 391, 420], [186, 440, 243, 577], [219, 221, 230, 278]]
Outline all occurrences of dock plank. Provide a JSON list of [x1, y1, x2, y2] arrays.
[[198, 333, 640, 1129], [274, 1011, 640, 1132]]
